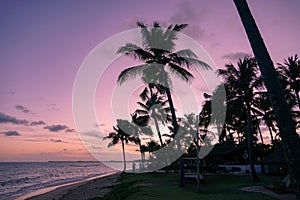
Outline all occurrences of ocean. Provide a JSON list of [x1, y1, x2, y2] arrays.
[[0, 162, 115, 199]]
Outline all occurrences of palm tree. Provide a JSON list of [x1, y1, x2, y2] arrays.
[[218, 57, 263, 181], [253, 91, 277, 145], [130, 112, 153, 169], [103, 119, 136, 171], [233, 0, 300, 197], [146, 140, 161, 156], [117, 21, 211, 186], [135, 86, 171, 146], [277, 55, 300, 109]]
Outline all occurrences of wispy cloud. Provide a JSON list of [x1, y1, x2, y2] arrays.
[[30, 120, 46, 126], [44, 124, 75, 133], [47, 103, 60, 111], [222, 52, 251, 61], [44, 124, 68, 132], [0, 112, 46, 127], [0, 112, 29, 125], [50, 138, 63, 143], [95, 123, 106, 127], [65, 128, 75, 133], [169, 1, 211, 40], [1, 130, 21, 136], [15, 105, 33, 114]]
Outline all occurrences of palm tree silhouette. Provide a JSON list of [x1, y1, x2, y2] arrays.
[[103, 119, 136, 171], [130, 112, 153, 169], [233, 0, 300, 196], [135, 86, 171, 146], [253, 91, 277, 145], [117, 21, 211, 186], [218, 57, 263, 181], [277, 55, 300, 110]]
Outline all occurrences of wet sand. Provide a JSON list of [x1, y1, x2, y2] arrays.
[[16, 171, 121, 200]]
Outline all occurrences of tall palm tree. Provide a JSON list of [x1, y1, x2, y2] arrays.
[[233, 0, 300, 197], [135, 86, 171, 146], [218, 57, 263, 181], [103, 119, 136, 171], [277, 55, 300, 109], [117, 21, 211, 186]]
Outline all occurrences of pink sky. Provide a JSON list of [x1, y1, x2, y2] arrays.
[[0, 0, 299, 162]]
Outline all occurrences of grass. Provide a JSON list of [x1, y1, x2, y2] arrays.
[[91, 172, 281, 200]]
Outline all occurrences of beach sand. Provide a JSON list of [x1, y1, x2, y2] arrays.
[[16, 172, 121, 200]]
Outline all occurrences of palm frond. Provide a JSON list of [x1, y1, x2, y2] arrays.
[[117, 43, 154, 61], [171, 49, 198, 58], [173, 24, 188, 31], [134, 109, 148, 115], [168, 63, 194, 83], [153, 21, 160, 27], [182, 57, 212, 70], [117, 64, 149, 85], [139, 87, 149, 101], [137, 102, 150, 110]]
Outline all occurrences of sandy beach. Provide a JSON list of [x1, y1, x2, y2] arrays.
[[15, 172, 121, 200]]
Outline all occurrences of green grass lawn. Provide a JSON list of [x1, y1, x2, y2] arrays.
[[93, 172, 281, 200]]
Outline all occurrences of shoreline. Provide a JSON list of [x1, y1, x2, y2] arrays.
[[15, 171, 120, 200]]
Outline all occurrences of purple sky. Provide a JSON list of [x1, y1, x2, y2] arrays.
[[0, 0, 299, 162]]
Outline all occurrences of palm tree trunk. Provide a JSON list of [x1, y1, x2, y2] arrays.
[[233, 0, 300, 197], [138, 140, 144, 170], [154, 118, 164, 146], [295, 90, 300, 110], [257, 121, 264, 145], [267, 125, 274, 145], [121, 140, 126, 171], [164, 86, 185, 187], [246, 102, 259, 181]]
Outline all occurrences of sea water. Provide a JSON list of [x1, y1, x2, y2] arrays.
[[0, 162, 115, 199]]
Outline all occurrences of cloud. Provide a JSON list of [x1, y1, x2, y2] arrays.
[[47, 103, 60, 111], [95, 123, 106, 127], [44, 125, 75, 133], [30, 120, 46, 126], [83, 131, 104, 139], [44, 124, 68, 132], [65, 128, 75, 133], [169, 1, 210, 40], [170, 2, 202, 23], [50, 139, 63, 143], [1, 131, 21, 136], [0, 112, 47, 127], [15, 105, 32, 114], [0, 112, 29, 125], [222, 52, 251, 61]]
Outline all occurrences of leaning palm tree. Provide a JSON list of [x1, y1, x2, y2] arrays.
[[233, 0, 300, 197], [103, 119, 136, 171], [218, 57, 263, 181], [117, 21, 211, 186]]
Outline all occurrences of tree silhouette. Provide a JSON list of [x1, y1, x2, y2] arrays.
[[135, 86, 171, 146], [117, 21, 211, 186], [218, 57, 263, 181], [233, 0, 300, 197], [277, 55, 300, 110], [103, 119, 136, 171], [130, 112, 153, 169]]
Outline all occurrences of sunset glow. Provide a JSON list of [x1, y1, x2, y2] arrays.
[[1, 0, 299, 162]]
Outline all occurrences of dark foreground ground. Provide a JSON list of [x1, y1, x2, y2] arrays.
[[91, 173, 296, 200]]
